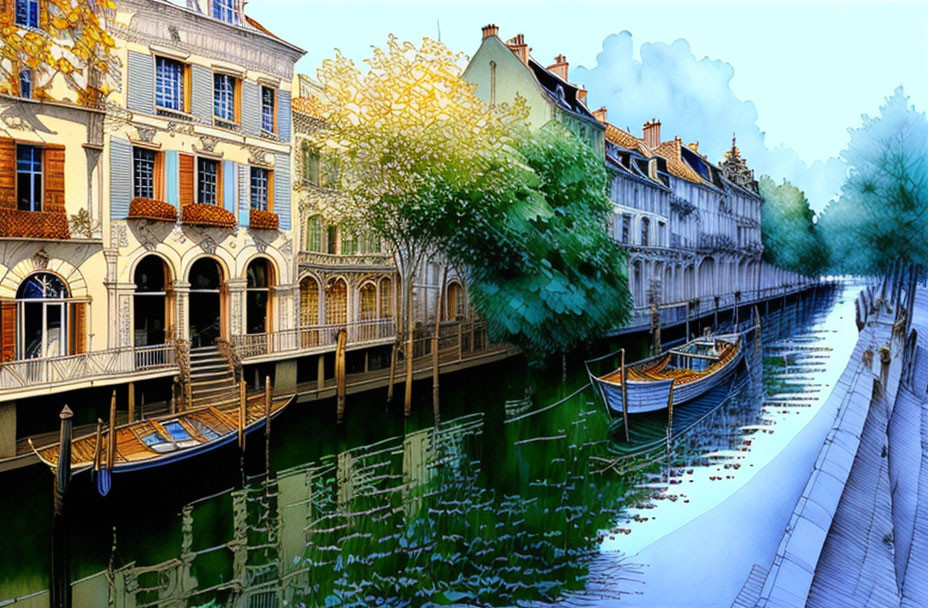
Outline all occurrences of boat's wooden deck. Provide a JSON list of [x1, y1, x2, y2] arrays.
[[600, 340, 738, 386]]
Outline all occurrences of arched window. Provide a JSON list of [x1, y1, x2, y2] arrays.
[[134, 256, 172, 346], [306, 215, 323, 252], [640, 217, 650, 247], [325, 278, 347, 325], [359, 283, 377, 321], [16, 273, 73, 360], [299, 277, 319, 326], [246, 258, 274, 335], [188, 258, 224, 347], [445, 282, 464, 320], [379, 277, 393, 318]]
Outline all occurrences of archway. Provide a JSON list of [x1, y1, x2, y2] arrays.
[[16, 272, 70, 359], [446, 281, 464, 320], [698, 258, 716, 299], [325, 277, 348, 325], [299, 276, 319, 326], [245, 258, 274, 335], [359, 281, 377, 340], [188, 258, 223, 347], [134, 255, 172, 346]]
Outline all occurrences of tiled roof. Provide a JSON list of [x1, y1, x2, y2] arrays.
[[604, 123, 655, 158], [292, 96, 325, 118], [655, 139, 703, 184]]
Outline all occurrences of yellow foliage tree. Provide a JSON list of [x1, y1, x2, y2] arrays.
[[308, 35, 530, 412], [0, 0, 118, 106]]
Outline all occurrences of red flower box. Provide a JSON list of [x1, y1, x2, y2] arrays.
[[181, 204, 237, 228], [0, 209, 70, 239], [249, 208, 279, 230], [129, 198, 178, 222]]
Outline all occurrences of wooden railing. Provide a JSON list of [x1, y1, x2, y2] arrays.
[[231, 318, 397, 360], [0, 343, 177, 392]]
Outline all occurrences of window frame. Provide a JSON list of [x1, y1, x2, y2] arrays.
[[18, 68, 32, 99], [211, 0, 239, 24], [212, 72, 241, 127], [260, 85, 277, 134], [155, 55, 189, 113], [14, 0, 39, 29], [249, 166, 273, 212], [196, 157, 221, 206], [16, 144, 43, 212], [132, 146, 161, 200]]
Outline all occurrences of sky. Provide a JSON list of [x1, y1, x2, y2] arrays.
[[247, 0, 928, 211]]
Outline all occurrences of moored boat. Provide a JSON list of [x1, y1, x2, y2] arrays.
[[588, 333, 743, 417], [30, 393, 294, 474]]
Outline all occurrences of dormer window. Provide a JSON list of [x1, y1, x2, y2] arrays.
[[212, 0, 238, 24], [18, 69, 32, 99]]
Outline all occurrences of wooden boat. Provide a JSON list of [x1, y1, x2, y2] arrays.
[[589, 333, 743, 417], [30, 393, 294, 474]]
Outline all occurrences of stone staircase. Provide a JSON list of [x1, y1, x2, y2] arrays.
[[187, 345, 239, 409]]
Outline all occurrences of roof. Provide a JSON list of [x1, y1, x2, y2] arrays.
[[605, 123, 655, 158], [655, 139, 704, 184], [525, 58, 602, 127], [292, 96, 325, 119]]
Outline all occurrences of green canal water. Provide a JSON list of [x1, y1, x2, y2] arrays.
[[0, 285, 847, 607]]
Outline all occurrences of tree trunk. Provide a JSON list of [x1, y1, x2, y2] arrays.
[[404, 274, 414, 416], [433, 266, 448, 428]]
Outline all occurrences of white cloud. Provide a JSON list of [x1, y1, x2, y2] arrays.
[[574, 32, 845, 212]]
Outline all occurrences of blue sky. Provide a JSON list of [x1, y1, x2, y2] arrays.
[[248, 0, 928, 210]]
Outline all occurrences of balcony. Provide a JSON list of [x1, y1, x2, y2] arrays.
[[298, 250, 394, 272], [0, 209, 70, 239], [181, 203, 236, 228], [231, 318, 396, 362], [128, 198, 178, 222], [0, 343, 178, 400], [249, 208, 279, 230]]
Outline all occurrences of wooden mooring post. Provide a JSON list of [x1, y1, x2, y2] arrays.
[[666, 382, 675, 455], [238, 379, 246, 450], [620, 349, 630, 443], [336, 329, 347, 424], [51, 405, 73, 608], [127, 382, 135, 422], [264, 376, 272, 475]]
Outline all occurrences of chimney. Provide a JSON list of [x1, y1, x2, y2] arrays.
[[688, 141, 699, 153], [481, 24, 499, 39], [593, 107, 607, 123], [547, 54, 568, 81], [577, 85, 587, 103], [506, 34, 530, 65], [643, 119, 661, 148]]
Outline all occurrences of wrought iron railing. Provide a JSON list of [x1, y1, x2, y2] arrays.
[[0, 343, 177, 392], [231, 318, 396, 360], [297, 251, 394, 269]]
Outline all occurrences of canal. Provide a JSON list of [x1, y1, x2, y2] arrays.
[[0, 283, 849, 607]]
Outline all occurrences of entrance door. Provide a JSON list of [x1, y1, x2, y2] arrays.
[[134, 255, 171, 346], [188, 258, 223, 348]]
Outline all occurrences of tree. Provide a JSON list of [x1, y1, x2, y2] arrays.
[[457, 123, 633, 360], [758, 176, 828, 276], [0, 0, 119, 106], [308, 36, 534, 412], [818, 87, 928, 275]]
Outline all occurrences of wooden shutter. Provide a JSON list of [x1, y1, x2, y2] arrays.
[[242, 81, 260, 136], [109, 137, 132, 219], [0, 137, 16, 209], [0, 301, 16, 363], [190, 65, 212, 123], [274, 154, 290, 229], [179, 153, 194, 207], [237, 163, 249, 225], [277, 89, 291, 142], [127, 51, 156, 114], [43, 145, 66, 213], [68, 303, 87, 355], [222, 160, 236, 214], [1, 0, 12, 23]]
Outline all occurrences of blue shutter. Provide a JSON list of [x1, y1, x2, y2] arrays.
[[237, 163, 250, 226], [127, 51, 155, 114], [277, 89, 291, 142], [274, 154, 290, 230], [110, 138, 132, 219], [223, 160, 236, 214], [165, 151, 179, 207], [242, 81, 260, 136], [191, 65, 212, 123]]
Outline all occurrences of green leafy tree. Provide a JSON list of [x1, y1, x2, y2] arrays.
[[818, 87, 928, 275], [457, 123, 633, 360], [758, 176, 828, 276]]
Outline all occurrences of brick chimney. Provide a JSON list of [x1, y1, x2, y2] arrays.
[[577, 85, 587, 103], [506, 34, 530, 65], [643, 119, 661, 148], [593, 107, 607, 123], [482, 24, 499, 39], [547, 54, 568, 81]]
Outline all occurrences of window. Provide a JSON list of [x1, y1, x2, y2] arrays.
[[641, 217, 650, 246], [16, 145, 42, 212], [302, 145, 320, 184], [18, 69, 32, 99], [659, 221, 666, 247], [261, 86, 275, 133], [156, 57, 185, 111], [197, 158, 219, 205], [246, 259, 272, 334], [15, 0, 38, 28], [212, 0, 238, 23], [250, 167, 269, 211], [213, 73, 236, 123], [133, 148, 157, 199], [17, 273, 70, 360], [621, 214, 631, 244], [306, 215, 323, 252]]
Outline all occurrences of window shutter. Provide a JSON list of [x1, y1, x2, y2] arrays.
[[179, 153, 195, 207], [277, 89, 291, 142], [242, 81, 260, 136], [43, 145, 66, 214], [68, 303, 87, 355], [190, 65, 212, 123], [237, 163, 249, 225], [165, 150, 179, 207], [223, 160, 236, 214], [109, 137, 132, 219], [274, 154, 290, 230], [0, 301, 15, 363], [127, 51, 155, 114], [0, 137, 15, 209]]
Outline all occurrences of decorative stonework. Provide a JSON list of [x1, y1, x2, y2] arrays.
[[69, 208, 100, 239], [198, 135, 220, 153], [720, 135, 758, 192], [136, 126, 158, 143], [245, 144, 272, 167], [110, 224, 129, 248], [33, 248, 49, 270]]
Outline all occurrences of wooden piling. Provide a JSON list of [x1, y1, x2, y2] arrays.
[[106, 391, 116, 473], [386, 342, 397, 402], [127, 382, 135, 423], [620, 349, 630, 443], [264, 376, 272, 474], [336, 329, 347, 424], [316, 354, 325, 392], [92, 419, 102, 475], [666, 382, 675, 454], [238, 379, 246, 450], [51, 405, 73, 608]]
